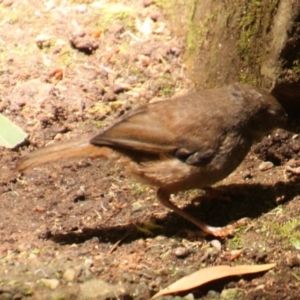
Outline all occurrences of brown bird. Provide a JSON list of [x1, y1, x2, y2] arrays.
[[17, 83, 288, 237]]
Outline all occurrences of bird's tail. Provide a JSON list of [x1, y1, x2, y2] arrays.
[[17, 139, 112, 171]]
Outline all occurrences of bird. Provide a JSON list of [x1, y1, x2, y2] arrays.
[[17, 83, 289, 237]]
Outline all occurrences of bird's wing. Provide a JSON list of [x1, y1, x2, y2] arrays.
[[90, 102, 219, 166], [90, 107, 177, 153]]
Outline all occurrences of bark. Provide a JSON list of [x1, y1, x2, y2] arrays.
[[164, 0, 300, 116]]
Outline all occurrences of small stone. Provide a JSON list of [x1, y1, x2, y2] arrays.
[[149, 11, 161, 22], [28, 253, 37, 259], [79, 279, 127, 299], [207, 290, 220, 297], [170, 46, 182, 57], [184, 293, 195, 300], [84, 258, 93, 268], [72, 30, 86, 38], [54, 133, 63, 141], [38, 229, 52, 240], [258, 161, 274, 171], [63, 268, 76, 282], [243, 170, 253, 180], [153, 235, 167, 242], [40, 278, 60, 289], [292, 142, 300, 152], [0, 292, 12, 300], [131, 201, 144, 212], [220, 288, 244, 299], [109, 100, 124, 111], [3, 0, 13, 7], [254, 284, 265, 291], [69, 35, 99, 54], [103, 93, 117, 102], [35, 34, 53, 49], [11, 79, 53, 106], [75, 4, 87, 13], [173, 247, 189, 258], [210, 239, 222, 252], [112, 84, 126, 94], [12, 292, 24, 300], [143, 0, 153, 7], [138, 54, 150, 67], [285, 253, 300, 267]]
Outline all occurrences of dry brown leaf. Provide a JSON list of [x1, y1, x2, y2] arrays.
[[152, 263, 276, 299]]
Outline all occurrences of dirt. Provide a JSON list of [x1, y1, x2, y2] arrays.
[[1, 1, 300, 300]]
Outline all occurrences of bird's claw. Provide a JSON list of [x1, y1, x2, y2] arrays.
[[205, 217, 250, 238]]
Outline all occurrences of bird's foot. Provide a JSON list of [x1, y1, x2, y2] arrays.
[[181, 217, 250, 239], [204, 217, 250, 238], [157, 188, 249, 239]]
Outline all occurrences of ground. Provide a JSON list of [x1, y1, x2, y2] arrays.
[[1, 1, 300, 300]]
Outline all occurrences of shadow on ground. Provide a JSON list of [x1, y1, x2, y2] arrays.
[[49, 178, 300, 245]]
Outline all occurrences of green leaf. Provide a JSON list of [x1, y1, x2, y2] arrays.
[[0, 113, 28, 148]]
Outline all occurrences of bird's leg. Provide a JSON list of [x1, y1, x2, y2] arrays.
[[157, 188, 247, 238]]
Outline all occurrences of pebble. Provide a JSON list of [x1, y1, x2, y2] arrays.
[[79, 279, 127, 299], [103, 92, 117, 102], [12, 292, 23, 300], [53, 133, 63, 141], [40, 278, 60, 289], [243, 170, 253, 180], [184, 293, 195, 300], [207, 290, 220, 298], [131, 200, 144, 212], [113, 84, 126, 94], [11, 79, 53, 106], [69, 35, 99, 54], [258, 161, 274, 171], [84, 258, 93, 268], [174, 247, 189, 258], [3, 0, 13, 7], [0, 292, 12, 300], [63, 268, 76, 282], [210, 239, 222, 252], [143, 0, 153, 7], [254, 284, 265, 291], [35, 34, 53, 49], [220, 288, 243, 299], [153, 235, 167, 242], [75, 4, 87, 13]]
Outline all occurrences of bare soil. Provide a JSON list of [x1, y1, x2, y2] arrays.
[[1, 1, 300, 300]]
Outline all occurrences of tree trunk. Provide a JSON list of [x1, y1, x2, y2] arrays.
[[164, 0, 300, 116]]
